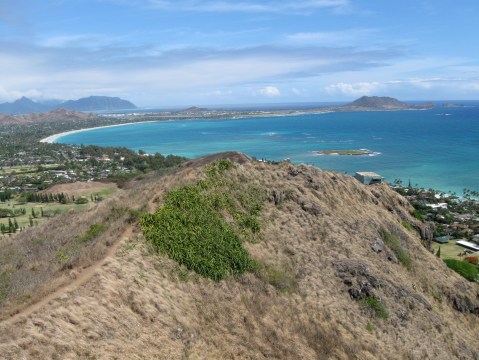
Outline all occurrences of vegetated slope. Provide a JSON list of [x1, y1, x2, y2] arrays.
[[0, 97, 51, 115], [339, 96, 434, 111], [0, 108, 96, 125], [61, 96, 137, 111], [0, 153, 478, 359], [347, 96, 408, 109], [0, 96, 137, 115]]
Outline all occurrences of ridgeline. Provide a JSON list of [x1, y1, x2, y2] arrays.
[[0, 153, 477, 359]]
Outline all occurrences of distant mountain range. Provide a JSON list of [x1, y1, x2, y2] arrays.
[[0, 96, 137, 114]]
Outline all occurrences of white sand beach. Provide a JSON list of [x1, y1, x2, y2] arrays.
[[39, 121, 156, 143]]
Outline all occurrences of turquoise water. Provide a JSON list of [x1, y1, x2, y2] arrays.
[[57, 103, 479, 195]]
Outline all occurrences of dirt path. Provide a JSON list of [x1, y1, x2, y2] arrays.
[[0, 225, 133, 327]]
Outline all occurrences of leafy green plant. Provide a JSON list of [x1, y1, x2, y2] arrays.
[[141, 160, 262, 281], [55, 249, 73, 263], [382, 229, 412, 269], [401, 221, 414, 231], [76, 223, 108, 243], [412, 209, 424, 222], [444, 259, 479, 282], [361, 296, 388, 319]]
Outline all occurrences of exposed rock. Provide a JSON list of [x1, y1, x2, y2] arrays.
[[335, 260, 432, 311], [394, 286, 432, 311], [450, 294, 479, 314], [416, 221, 435, 250], [334, 260, 382, 289], [372, 238, 384, 253], [305, 175, 321, 190], [271, 190, 283, 206], [300, 202, 321, 216]]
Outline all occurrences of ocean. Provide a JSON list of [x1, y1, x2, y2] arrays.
[[56, 102, 479, 195]]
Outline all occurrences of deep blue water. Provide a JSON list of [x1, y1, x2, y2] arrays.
[[57, 103, 479, 195]]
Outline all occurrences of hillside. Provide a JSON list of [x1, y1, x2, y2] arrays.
[[348, 96, 408, 109], [0, 96, 137, 115], [0, 108, 96, 125], [0, 97, 51, 115], [0, 153, 477, 359], [61, 96, 137, 111], [338, 96, 434, 111]]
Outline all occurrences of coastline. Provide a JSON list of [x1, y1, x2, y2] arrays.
[[38, 105, 429, 144], [38, 112, 306, 144], [39, 120, 158, 143]]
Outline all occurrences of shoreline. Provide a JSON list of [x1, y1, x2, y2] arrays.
[[39, 120, 159, 143], [38, 111, 313, 144], [38, 106, 429, 144]]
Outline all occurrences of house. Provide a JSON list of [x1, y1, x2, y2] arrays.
[[456, 240, 479, 252], [433, 235, 451, 244], [426, 203, 448, 210], [354, 172, 384, 185]]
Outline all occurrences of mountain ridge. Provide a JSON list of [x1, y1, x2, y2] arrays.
[[0, 95, 137, 114], [0, 153, 477, 359], [0, 108, 96, 124]]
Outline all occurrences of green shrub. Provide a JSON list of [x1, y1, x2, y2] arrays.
[[382, 229, 412, 269], [412, 209, 424, 222], [401, 221, 414, 231], [141, 186, 254, 281], [444, 259, 479, 282], [141, 160, 261, 282], [76, 223, 108, 243], [361, 296, 388, 319], [75, 196, 89, 204], [256, 263, 298, 293]]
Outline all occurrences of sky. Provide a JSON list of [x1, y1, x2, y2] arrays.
[[0, 0, 479, 107]]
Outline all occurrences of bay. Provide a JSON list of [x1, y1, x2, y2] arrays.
[[57, 103, 479, 195]]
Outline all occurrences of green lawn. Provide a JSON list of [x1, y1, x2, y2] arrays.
[[94, 187, 116, 197], [0, 164, 60, 175], [432, 240, 475, 261], [0, 200, 89, 230]]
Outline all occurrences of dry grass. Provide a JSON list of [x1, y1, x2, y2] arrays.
[[0, 153, 478, 359]]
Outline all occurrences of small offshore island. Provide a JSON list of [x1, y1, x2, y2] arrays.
[[317, 149, 374, 156]]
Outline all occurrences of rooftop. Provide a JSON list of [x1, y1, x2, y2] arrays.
[[355, 172, 382, 177]]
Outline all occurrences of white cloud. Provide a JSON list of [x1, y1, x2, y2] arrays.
[[256, 86, 281, 97], [287, 29, 375, 44], [290, 87, 310, 97], [0, 86, 43, 102], [146, 0, 349, 13], [387, 77, 479, 91], [324, 82, 381, 95], [39, 33, 126, 48]]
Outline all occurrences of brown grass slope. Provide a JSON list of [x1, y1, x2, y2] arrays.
[[0, 153, 478, 359]]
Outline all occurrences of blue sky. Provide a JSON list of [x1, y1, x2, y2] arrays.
[[1, 0, 478, 106]]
